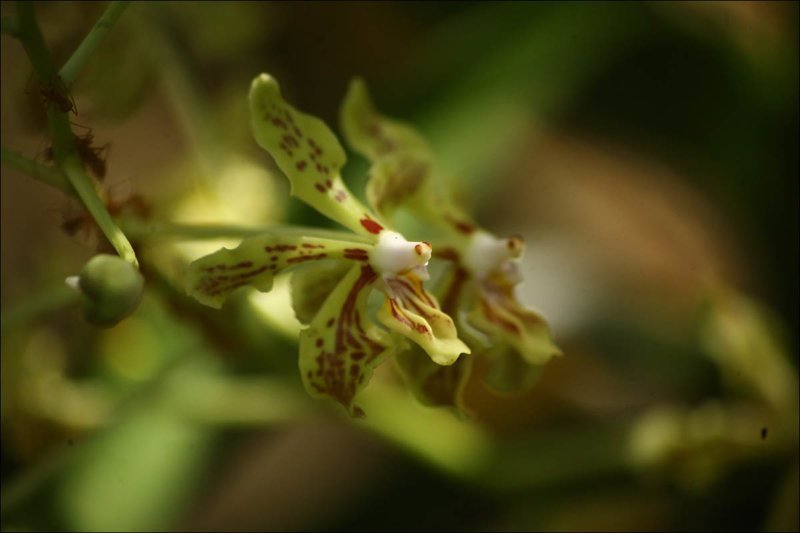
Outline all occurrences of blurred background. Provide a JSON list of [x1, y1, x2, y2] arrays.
[[1, 1, 798, 531]]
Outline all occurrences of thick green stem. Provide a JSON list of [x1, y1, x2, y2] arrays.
[[59, 1, 130, 87], [15, 2, 57, 81], [1, 146, 72, 193]]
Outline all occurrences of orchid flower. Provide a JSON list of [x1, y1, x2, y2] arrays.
[[186, 74, 469, 416], [340, 79, 561, 411]]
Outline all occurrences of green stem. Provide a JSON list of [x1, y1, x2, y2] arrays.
[[59, 1, 130, 87], [1, 15, 19, 36], [15, 2, 57, 81], [1, 146, 72, 193], [60, 153, 139, 267], [0, 282, 81, 333], [118, 218, 374, 244], [15, 1, 139, 269]]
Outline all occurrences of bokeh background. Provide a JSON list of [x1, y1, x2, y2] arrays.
[[1, 1, 798, 531]]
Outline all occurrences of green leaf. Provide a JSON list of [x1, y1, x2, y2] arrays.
[[298, 263, 395, 416], [249, 74, 384, 237], [376, 270, 470, 366], [185, 233, 372, 309]]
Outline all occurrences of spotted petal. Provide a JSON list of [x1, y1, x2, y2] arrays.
[[249, 74, 385, 238], [340, 78, 481, 240], [392, 265, 476, 410], [376, 271, 470, 366], [340, 78, 435, 218], [467, 272, 561, 367], [299, 264, 395, 416], [341, 78, 431, 161], [186, 233, 371, 309]]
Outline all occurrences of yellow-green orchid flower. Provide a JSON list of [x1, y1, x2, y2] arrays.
[[340, 78, 561, 412], [186, 74, 469, 416]]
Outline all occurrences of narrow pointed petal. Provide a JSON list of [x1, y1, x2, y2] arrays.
[[249, 74, 384, 237], [340, 78, 434, 218], [340, 78, 431, 160], [186, 233, 371, 309]]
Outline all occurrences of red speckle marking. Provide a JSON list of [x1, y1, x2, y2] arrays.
[[315, 183, 326, 193], [344, 248, 369, 261], [296, 161, 307, 171], [286, 253, 327, 264], [326, 318, 335, 327], [316, 338, 324, 348], [360, 217, 383, 234]]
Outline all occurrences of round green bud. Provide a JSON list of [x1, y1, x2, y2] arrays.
[[72, 254, 144, 327]]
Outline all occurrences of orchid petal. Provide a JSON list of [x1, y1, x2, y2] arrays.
[[290, 260, 351, 325], [340, 78, 431, 161], [376, 271, 470, 366], [395, 345, 473, 411], [340, 78, 434, 218], [298, 264, 394, 416], [186, 233, 371, 309], [482, 344, 545, 393], [249, 74, 384, 238], [467, 272, 561, 367]]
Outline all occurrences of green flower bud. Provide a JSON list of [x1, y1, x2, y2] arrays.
[[68, 254, 144, 327]]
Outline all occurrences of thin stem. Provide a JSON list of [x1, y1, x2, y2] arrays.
[[59, 1, 130, 87], [60, 154, 139, 267], [119, 218, 374, 244], [1, 16, 19, 36], [0, 282, 81, 333], [15, 1, 139, 269], [1, 146, 72, 193]]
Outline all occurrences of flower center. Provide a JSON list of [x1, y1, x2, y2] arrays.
[[370, 230, 431, 277], [462, 231, 524, 279]]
